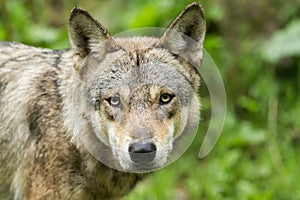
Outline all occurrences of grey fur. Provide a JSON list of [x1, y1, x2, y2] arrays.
[[0, 2, 205, 199]]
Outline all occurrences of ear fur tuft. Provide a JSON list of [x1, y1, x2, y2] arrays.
[[68, 7, 111, 71], [158, 2, 206, 67]]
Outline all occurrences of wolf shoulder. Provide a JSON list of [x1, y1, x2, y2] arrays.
[[0, 41, 74, 198], [0, 40, 72, 150]]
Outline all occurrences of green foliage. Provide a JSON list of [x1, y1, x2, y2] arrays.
[[0, 0, 70, 49], [0, 0, 300, 199], [262, 19, 300, 62]]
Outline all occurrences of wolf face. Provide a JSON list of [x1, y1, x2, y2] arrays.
[[69, 3, 206, 172]]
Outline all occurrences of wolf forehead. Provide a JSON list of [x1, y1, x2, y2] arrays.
[[85, 38, 198, 103]]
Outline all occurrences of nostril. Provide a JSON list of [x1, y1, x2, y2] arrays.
[[128, 142, 156, 164], [129, 142, 156, 153]]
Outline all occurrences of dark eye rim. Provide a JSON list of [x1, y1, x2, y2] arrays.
[[159, 93, 175, 105], [94, 99, 101, 110]]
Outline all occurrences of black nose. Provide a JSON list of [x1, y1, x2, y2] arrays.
[[128, 142, 157, 164]]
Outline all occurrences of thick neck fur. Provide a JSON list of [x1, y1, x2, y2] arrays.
[[0, 42, 144, 199]]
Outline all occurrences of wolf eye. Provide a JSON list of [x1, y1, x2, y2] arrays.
[[159, 93, 174, 105], [108, 96, 121, 107]]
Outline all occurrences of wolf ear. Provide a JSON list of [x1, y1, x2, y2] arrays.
[[157, 2, 206, 67], [68, 7, 114, 71]]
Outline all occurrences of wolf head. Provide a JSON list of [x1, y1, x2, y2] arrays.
[[68, 2, 206, 172]]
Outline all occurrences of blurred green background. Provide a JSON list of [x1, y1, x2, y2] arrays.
[[1, 0, 300, 199]]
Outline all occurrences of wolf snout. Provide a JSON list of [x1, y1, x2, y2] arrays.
[[128, 142, 157, 164]]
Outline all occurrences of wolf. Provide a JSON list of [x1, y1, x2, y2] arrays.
[[0, 2, 206, 200]]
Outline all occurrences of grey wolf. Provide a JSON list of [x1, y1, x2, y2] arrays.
[[0, 2, 206, 199]]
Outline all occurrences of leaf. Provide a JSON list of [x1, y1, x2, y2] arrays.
[[262, 19, 300, 62], [25, 25, 60, 44], [229, 122, 267, 147]]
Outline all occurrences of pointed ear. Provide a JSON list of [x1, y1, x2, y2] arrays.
[[68, 7, 113, 71], [157, 2, 206, 67]]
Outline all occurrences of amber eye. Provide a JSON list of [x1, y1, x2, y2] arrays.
[[109, 96, 121, 107], [159, 93, 174, 105]]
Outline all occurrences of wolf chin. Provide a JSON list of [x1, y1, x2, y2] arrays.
[[0, 2, 206, 200]]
